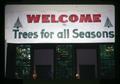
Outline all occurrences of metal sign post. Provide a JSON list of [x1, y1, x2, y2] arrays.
[[4, 40, 7, 77]]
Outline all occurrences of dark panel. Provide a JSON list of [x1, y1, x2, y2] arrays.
[[77, 49, 97, 65], [36, 65, 52, 80], [76, 48, 97, 79], [34, 49, 54, 65], [34, 49, 54, 79], [80, 65, 95, 79], [6, 44, 16, 79]]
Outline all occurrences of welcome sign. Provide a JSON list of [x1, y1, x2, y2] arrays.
[[5, 5, 115, 43]]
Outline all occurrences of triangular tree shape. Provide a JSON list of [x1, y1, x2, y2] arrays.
[[14, 17, 22, 28], [104, 17, 113, 28]]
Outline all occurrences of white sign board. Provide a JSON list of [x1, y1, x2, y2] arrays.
[[5, 5, 115, 43]]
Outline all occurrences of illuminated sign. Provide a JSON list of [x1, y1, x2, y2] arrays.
[[5, 5, 115, 43]]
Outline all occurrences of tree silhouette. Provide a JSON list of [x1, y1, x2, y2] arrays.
[[14, 17, 23, 29], [104, 17, 113, 28]]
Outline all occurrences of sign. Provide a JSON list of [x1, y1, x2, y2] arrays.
[[5, 5, 115, 43]]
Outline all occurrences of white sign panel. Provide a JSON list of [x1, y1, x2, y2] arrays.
[[5, 5, 115, 43]]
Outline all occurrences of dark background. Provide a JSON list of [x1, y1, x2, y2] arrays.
[[0, 0, 120, 84]]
